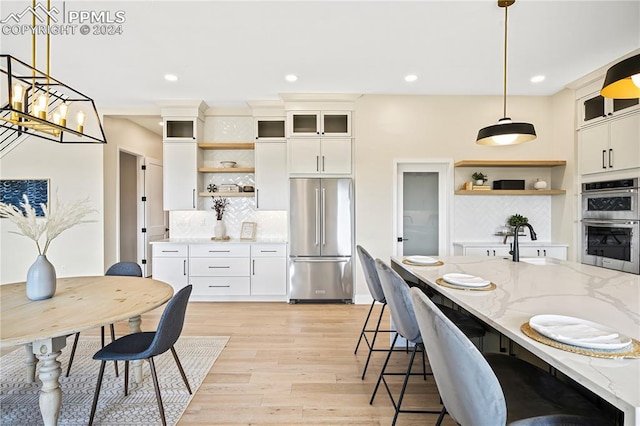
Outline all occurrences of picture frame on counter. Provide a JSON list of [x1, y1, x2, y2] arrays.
[[240, 222, 257, 240]]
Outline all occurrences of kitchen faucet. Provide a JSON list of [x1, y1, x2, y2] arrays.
[[510, 223, 538, 262]]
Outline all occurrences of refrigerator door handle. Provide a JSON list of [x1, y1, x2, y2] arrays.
[[291, 258, 349, 263], [315, 188, 320, 246], [321, 187, 326, 245]]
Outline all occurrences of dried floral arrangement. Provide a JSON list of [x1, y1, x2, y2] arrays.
[[0, 193, 96, 255], [211, 196, 230, 220]]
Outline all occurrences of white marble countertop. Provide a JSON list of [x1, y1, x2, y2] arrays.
[[453, 241, 568, 247], [151, 238, 287, 244], [391, 255, 639, 425]]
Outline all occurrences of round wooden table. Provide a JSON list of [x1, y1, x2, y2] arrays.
[[0, 275, 173, 426]]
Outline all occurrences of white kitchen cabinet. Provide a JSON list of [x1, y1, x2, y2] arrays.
[[454, 243, 567, 260], [255, 142, 288, 210], [254, 117, 286, 141], [250, 244, 287, 296], [578, 91, 639, 128], [579, 113, 640, 175], [463, 247, 511, 257], [287, 111, 351, 137], [163, 142, 199, 210], [288, 138, 351, 175], [189, 243, 251, 297], [152, 243, 189, 293], [163, 118, 198, 141]]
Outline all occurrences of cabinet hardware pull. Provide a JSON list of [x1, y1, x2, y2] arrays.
[[537, 249, 540, 256], [486, 250, 490, 256], [183, 260, 186, 275], [543, 249, 547, 256], [602, 150, 607, 169], [492, 250, 496, 256], [208, 266, 230, 269], [256, 189, 259, 208], [322, 156, 325, 172], [261, 250, 277, 252], [209, 250, 230, 252], [162, 250, 179, 253], [609, 148, 613, 168], [192, 189, 196, 208], [209, 285, 230, 288], [316, 156, 319, 172], [252, 259, 255, 275]]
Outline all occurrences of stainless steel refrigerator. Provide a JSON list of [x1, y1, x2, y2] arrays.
[[289, 178, 354, 302]]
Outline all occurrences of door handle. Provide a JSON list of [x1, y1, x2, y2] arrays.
[[322, 155, 325, 172], [602, 150, 607, 169], [252, 259, 255, 275], [192, 189, 196, 208], [256, 189, 259, 209], [397, 237, 409, 242], [316, 156, 319, 172], [183, 259, 187, 276]]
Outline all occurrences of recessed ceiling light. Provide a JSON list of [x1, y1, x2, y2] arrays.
[[285, 74, 298, 82], [164, 74, 178, 82], [530, 75, 545, 83], [405, 74, 418, 82]]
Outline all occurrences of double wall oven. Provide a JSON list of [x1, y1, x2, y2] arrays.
[[581, 178, 639, 274]]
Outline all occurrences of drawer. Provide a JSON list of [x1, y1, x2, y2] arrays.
[[152, 243, 188, 257], [189, 257, 249, 276], [191, 277, 250, 296], [251, 244, 286, 257], [189, 244, 250, 257]]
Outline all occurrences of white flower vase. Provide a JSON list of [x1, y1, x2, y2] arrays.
[[26, 255, 57, 300], [475, 179, 485, 185], [214, 219, 227, 239]]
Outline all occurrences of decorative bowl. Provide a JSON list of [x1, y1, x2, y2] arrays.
[[220, 161, 237, 168]]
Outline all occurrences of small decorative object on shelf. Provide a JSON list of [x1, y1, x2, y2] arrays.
[[212, 196, 230, 240], [240, 222, 257, 241], [507, 213, 528, 227], [533, 178, 548, 190], [471, 172, 487, 185], [207, 184, 217, 193], [0, 192, 96, 300]]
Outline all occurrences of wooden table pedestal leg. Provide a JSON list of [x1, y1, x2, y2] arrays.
[[128, 315, 144, 383], [33, 336, 67, 426], [24, 343, 38, 383]]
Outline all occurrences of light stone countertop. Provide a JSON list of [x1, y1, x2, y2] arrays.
[[151, 238, 287, 244], [392, 255, 639, 426], [453, 241, 568, 247]]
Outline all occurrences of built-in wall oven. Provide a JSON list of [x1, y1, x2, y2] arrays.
[[581, 178, 639, 274]]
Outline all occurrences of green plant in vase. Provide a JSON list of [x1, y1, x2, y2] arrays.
[[471, 172, 487, 185]]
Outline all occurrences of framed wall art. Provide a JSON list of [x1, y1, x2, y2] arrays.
[[0, 179, 50, 217], [240, 221, 257, 240]]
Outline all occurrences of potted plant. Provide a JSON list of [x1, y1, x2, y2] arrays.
[[212, 196, 230, 239], [507, 213, 528, 234], [471, 172, 487, 185]]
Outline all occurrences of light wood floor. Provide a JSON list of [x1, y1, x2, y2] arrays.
[[123, 301, 455, 426]]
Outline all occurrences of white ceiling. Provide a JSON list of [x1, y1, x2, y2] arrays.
[[2, 1, 639, 118]]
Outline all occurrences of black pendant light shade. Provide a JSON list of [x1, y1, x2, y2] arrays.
[[476, 0, 536, 146], [476, 118, 536, 146], [601, 53, 640, 99]]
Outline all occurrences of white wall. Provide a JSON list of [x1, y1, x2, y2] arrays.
[[353, 92, 576, 301], [0, 137, 104, 284], [102, 117, 163, 269]]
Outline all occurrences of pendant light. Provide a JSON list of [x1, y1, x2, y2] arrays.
[[476, 0, 536, 146], [600, 53, 640, 99]]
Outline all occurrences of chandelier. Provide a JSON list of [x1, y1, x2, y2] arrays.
[[0, 1, 106, 148]]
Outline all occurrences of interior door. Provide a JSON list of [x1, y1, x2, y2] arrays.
[[140, 157, 168, 277], [395, 162, 451, 257]]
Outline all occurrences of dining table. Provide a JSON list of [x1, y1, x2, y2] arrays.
[[0, 275, 174, 426], [391, 255, 640, 426]]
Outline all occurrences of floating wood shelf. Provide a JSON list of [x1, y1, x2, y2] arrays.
[[198, 143, 255, 150], [198, 167, 255, 173], [454, 160, 566, 167], [199, 192, 254, 197], [454, 189, 566, 196]]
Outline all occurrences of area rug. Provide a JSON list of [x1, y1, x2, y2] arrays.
[[0, 336, 229, 425]]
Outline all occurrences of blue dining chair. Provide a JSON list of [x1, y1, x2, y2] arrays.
[[65, 261, 143, 377], [372, 258, 441, 426], [88, 284, 193, 426], [409, 287, 613, 426], [354, 245, 396, 379]]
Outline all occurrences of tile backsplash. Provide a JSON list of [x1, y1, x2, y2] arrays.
[[453, 195, 551, 242], [170, 209, 287, 241]]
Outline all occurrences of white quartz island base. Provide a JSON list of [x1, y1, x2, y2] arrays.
[[391, 255, 639, 426]]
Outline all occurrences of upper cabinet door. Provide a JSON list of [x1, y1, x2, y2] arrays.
[[254, 117, 286, 141], [163, 118, 197, 141], [255, 142, 288, 210], [287, 111, 351, 137], [163, 142, 198, 210]]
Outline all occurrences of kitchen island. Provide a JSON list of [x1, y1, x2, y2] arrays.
[[391, 255, 639, 426]]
